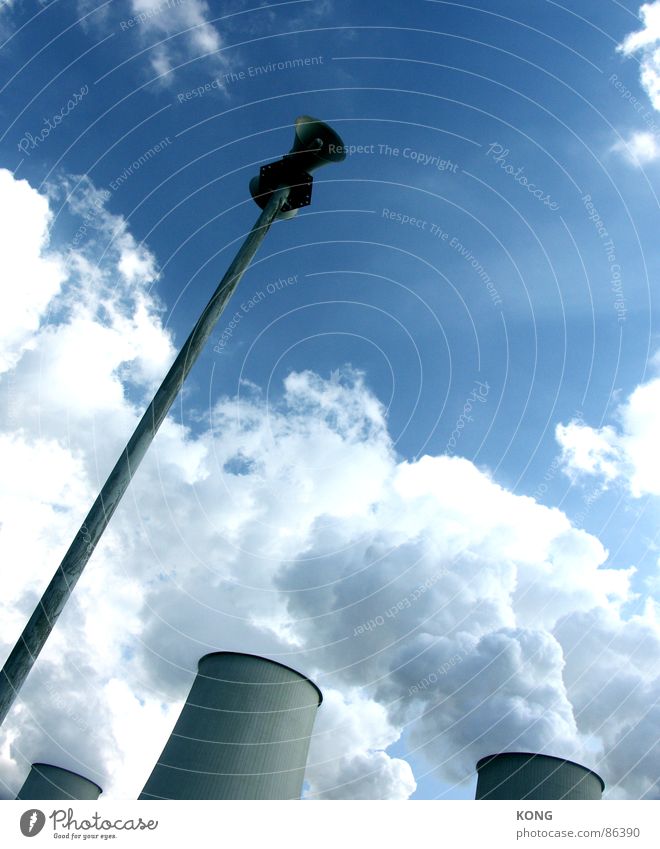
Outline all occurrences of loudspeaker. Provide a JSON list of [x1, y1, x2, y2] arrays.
[[250, 115, 346, 218], [285, 114, 346, 173]]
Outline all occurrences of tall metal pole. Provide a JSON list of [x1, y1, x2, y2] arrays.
[[0, 187, 289, 726]]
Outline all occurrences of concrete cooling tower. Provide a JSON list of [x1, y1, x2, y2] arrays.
[[140, 651, 322, 800], [476, 752, 604, 800], [16, 763, 102, 800]]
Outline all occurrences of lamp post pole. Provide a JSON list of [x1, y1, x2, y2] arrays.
[[0, 115, 346, 726]]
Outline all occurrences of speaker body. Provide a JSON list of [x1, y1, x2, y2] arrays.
[[250, 115, 346, 218]]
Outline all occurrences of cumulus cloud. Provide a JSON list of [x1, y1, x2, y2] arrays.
[[0, 167, 408, 799], [305, 690, 416, 799], [126, 0, 228, 80], [0, 0, 16, 34], [618, 2, 660, 111], [0, 169, 658, 800], [555, 604, 660, 799], [612, 130, 660, 164], [556, 372, 660, 497], [0, 170, 65, 374], [0, 0, 16, 24]]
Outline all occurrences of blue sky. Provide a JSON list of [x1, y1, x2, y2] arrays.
[[1, 0, 660, 800]]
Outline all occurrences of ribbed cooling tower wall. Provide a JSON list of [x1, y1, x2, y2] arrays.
[[139, 652, 322, 800], [16, 763, 102, 800], [476, 752, 604, 800]]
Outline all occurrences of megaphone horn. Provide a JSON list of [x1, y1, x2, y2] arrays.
[[250, 115, 346, 219]]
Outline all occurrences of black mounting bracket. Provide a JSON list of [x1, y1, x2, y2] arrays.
[[250, 158, 314, 215]]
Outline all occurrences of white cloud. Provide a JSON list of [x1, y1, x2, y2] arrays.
[[304, 690, 416, 799], [621, 3, 660, 53], [0, 0, 16, 36], [127, 0, 227, 81], [612, 130, 660, 164], [555, 605, 660, 799], [405, 628, 581, 782], [0, 169, 658, 800], [0, 170, 65, 374], [555, 422, 623, 484], [556, 372, 660, 497], [618, 2, 660, 111]]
